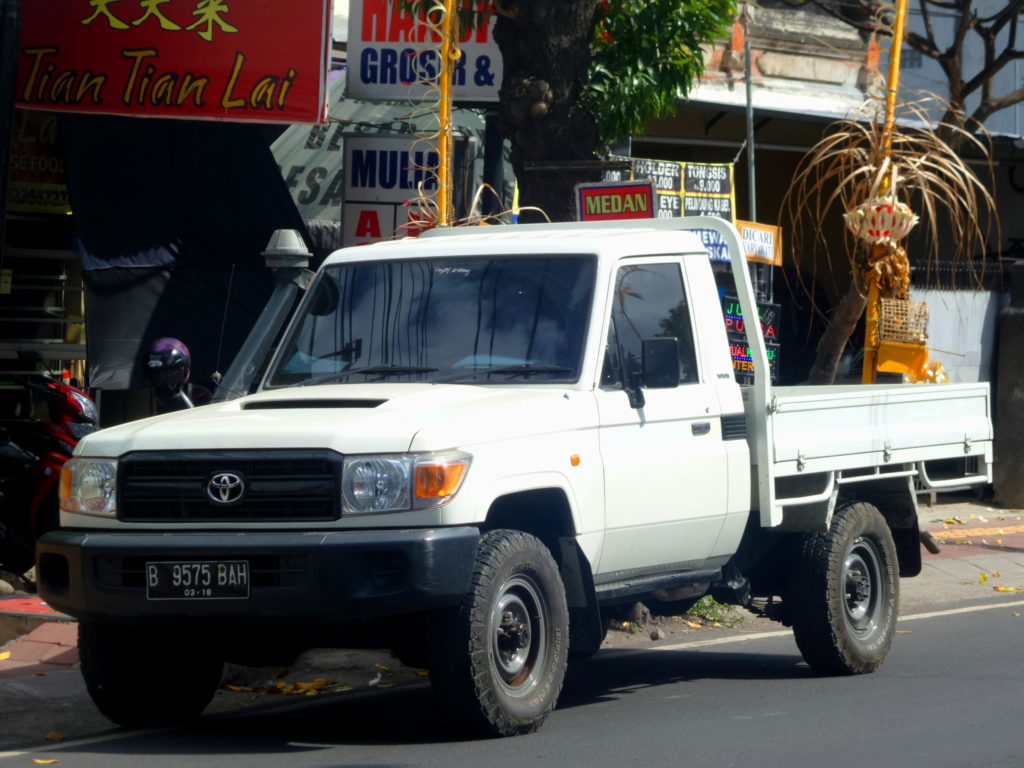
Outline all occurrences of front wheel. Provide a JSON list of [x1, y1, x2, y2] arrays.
[[79, 622, 223, 727], [789, 501, 899, 675], [429, 529, 569, 737]]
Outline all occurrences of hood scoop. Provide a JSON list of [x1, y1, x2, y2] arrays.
[[244, 398, 387, 410]]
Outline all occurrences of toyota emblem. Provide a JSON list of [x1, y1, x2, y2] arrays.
[[207, 472, 245, 504]]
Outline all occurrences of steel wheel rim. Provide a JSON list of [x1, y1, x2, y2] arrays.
[[490, 574, 547, 696], [843, 536, 883, 635]]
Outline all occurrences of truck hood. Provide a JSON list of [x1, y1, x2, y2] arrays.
[[78, 383, 592, 457]]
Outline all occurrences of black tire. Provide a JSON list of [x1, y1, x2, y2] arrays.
[[429, 529, 569, 737], [79, 622, 223, 727], [789, 501, 899, 675]]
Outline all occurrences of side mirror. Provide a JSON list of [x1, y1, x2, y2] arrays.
[[642, 337, 680, 389], [308, 275, 339, 316]]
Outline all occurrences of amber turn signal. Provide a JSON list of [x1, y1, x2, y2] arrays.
[[414, 461, 469, 499]]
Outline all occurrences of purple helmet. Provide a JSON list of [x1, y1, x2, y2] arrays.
[[146, 337, 191, 390]]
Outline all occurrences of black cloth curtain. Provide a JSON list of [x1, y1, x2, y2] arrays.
[[60, 114, 310, 390]]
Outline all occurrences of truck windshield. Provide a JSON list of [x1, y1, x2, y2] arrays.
[[265, 255, 597, 388]]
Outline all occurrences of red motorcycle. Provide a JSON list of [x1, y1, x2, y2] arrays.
[[0, 351, 98, 577]]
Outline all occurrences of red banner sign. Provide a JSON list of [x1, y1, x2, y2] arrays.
[[16, 0, 332, 123], [576, 180, 656, 222]]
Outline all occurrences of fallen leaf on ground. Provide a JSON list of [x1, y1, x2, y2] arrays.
[[416, 669, 429, 677], [896, 630, 913, 634], [685, 621, 702, 629], [32, 760, 58, 765], [1014, 612, 1021, 617], [980, 573, 989, 584], [374, 664, 391, 671], [292, 679, 334, 693], [44, 732, 63, 741], [0, 651, 10, 661], [993, 586, 1023, 593], [993, 572, 1002, 578]]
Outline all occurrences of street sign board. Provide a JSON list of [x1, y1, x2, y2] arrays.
[[576, 180, 656, 222], [15, 0, 332, 123], [347, 0, 501, 102]]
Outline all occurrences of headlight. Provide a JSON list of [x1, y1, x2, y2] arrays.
[[342, 451, 471, 515], [59, 457, 118, 518], [69, 390, 98, 424]]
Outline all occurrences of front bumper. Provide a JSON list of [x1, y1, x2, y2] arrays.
[[36, 527, 479, 624]]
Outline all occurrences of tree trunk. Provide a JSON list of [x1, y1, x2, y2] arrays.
[[492, 2, 601, 222], [805, 272, 868, 384]]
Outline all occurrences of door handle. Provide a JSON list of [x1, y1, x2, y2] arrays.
[[691, 421, 711, 436]]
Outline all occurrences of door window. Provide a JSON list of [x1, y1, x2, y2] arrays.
[[601, 263, 699, 387]]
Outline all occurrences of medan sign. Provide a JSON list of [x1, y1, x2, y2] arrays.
[[348, 0, 500, 102], [16, 0, 332, 123], [576, 180, 655, 222]]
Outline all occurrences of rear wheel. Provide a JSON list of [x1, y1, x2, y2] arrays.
[[79, 622, 222, 727], [429, 529, 569, 736], [789, 502, 899, 675]]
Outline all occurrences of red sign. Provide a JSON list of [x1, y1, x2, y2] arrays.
[[16, 0, 332, 123], [576, 180, 655, 222]]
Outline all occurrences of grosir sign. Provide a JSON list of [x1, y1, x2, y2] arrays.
[[348, 0, 500, 102], [16, 0, 332, 123]]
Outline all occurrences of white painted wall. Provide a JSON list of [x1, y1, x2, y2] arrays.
[[914, 288, 1008, 383]]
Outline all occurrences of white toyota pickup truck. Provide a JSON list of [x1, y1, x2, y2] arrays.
[[37, 217, 992, 736]]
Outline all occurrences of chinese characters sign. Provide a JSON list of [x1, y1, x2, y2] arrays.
[[16, 0, 332, 123], [348, 0, 500, 102]]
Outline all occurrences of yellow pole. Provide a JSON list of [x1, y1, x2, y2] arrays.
[[862, 266, 881, 384], [881, 0, 908, 160], [437, 0, 456, 227], [863, 0, 908, 384]]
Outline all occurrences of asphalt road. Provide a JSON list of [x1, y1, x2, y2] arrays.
[[3, 596, 1022, 768]]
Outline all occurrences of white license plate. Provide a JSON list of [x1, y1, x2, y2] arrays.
[[145, 560, 250, 600]]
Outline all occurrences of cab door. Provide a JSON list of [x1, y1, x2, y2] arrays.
[[594, 259, 730, 579]]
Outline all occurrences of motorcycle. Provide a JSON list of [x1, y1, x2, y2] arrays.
[[0, 351, 99, 577]]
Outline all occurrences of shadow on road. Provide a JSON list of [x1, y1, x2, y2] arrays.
[[43, 645, 813, 756], [558, 646, 812, 710]]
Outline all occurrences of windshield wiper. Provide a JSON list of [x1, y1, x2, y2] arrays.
[[440, 364, 573, 383], [300, 365, 439, 386]]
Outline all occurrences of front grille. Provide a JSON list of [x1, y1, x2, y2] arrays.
[[119, 450, 342, 522]]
